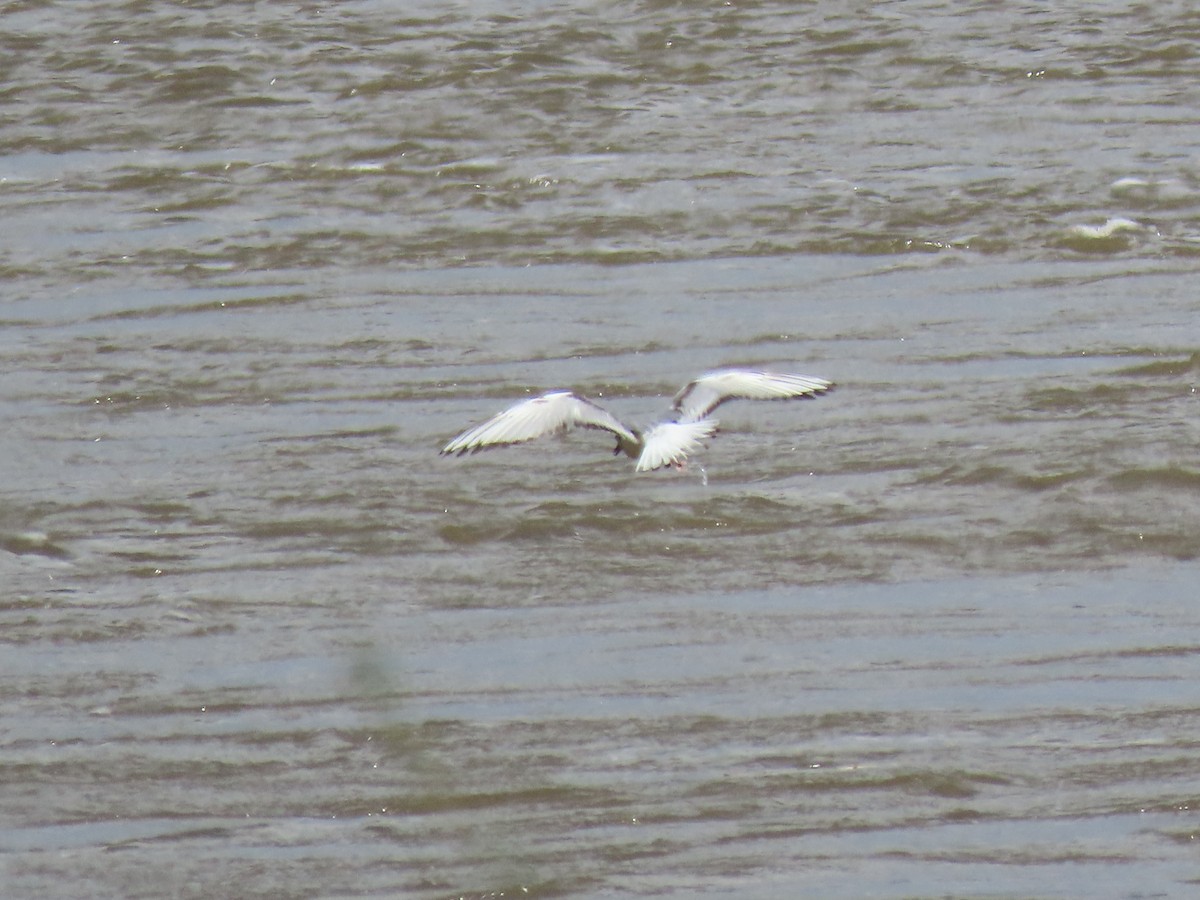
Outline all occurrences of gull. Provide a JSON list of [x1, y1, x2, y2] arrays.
[[440, 369, 833, 472]]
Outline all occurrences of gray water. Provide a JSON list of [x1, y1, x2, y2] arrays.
[[3, 2, 1200, 898]]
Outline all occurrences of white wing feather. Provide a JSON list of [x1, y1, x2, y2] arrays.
[[673, 370, 833, 422], [635, 419, 718, 472], [441, 391, 638, 455]]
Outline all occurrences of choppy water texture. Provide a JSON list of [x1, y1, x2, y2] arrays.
[[2, 2, 1200, 898]]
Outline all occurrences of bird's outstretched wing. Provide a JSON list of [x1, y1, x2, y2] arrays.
[[441, 391, 639, 456], [635, 419, 718, 472], [672, 370, 833, 422]]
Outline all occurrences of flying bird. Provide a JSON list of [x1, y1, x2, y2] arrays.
[[440, 369, 833, 472]]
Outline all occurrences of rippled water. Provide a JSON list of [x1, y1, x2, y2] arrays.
[[3, 2, 1200, 898]]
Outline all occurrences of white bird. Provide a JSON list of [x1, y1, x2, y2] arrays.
[[440, 369, 833, 472]]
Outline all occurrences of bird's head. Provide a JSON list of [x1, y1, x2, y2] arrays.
[[611, 429, 643, 459]]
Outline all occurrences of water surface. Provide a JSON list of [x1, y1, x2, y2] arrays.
[[2, 2, 1200, 898]]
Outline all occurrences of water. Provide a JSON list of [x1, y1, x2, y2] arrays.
[[2, 2, 1200, 898]]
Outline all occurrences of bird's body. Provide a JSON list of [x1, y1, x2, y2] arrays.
[[441, 369, 832, 472]]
